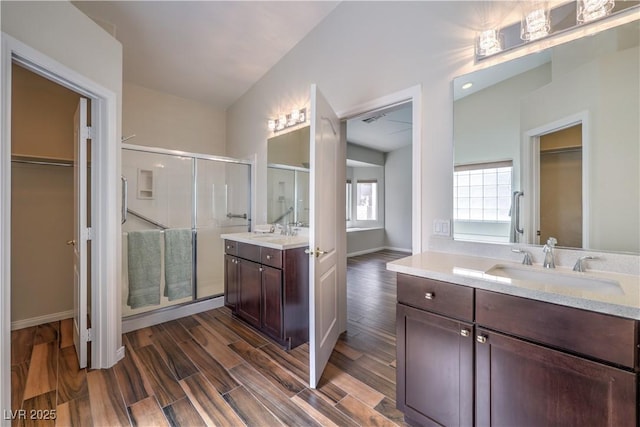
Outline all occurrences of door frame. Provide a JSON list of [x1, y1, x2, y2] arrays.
[[521, 111, 590, 247], [1, 33, 121, 415], [337, 85, 423, 255]]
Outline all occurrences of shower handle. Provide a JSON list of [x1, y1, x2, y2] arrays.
[[121, 175, 128, 224]]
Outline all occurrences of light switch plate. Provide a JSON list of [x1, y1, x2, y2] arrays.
[[433, 219, 451, 236]]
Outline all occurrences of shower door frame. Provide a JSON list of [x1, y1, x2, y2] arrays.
[[121, 143, 253, 329]]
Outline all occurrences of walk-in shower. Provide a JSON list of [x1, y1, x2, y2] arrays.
[[121, 144, 251, 318]]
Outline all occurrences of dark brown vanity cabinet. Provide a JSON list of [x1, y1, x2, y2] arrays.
[[396, 274, 474, 427], [475, 290, 637, 427], [396, 274, 639, 427], [224, 239, 309, 348]]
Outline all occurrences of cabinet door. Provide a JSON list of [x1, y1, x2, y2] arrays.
[[261, 265, 283, 340], [224, 255, 238, 310], [475, 328, 637, 427], [397, 304, 474, 427], [237, 259, 262, 328]]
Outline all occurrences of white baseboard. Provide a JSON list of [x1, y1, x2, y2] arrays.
[[11, 310, 74, 330], [384, 246, 412, 254], [122, 296, 224, 334], [347, 246, 412, 258]]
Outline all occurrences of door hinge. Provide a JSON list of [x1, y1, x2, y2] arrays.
[[82, 227, 93, 241], [82, 126, 93, 140], [83, 328, 93, 342]]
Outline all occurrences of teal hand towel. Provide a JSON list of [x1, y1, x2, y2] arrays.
[[127, 230, 162, 309], [164, 228, 193, 300]]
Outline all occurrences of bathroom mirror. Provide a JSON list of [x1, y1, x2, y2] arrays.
[[267, 126, 310, 226], [453, 19, 639, 254]]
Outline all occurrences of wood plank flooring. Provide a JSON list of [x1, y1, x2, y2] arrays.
[[10, 249, 407, 426]]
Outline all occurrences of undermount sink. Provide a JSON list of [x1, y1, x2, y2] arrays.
[[485, 264, 623, 294]]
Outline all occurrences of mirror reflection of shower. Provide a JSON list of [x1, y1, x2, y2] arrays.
[[267, 165, 309, 227]]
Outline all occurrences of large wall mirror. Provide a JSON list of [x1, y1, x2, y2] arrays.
[[453, 19, 639, 254], [267, 126, 310, 226]]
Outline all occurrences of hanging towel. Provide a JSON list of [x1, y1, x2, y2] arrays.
[[164, 228, 193, 301], [127, 230, 162, 309]]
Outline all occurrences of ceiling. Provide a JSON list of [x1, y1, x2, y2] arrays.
[[73, 1, 412, 154], [347, 102, 413, 154], [72, 1, 340, 109]]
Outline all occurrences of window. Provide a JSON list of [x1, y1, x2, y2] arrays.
[[346, 180, 352, 221], [453, 161, 512, 222], [356, 180, 378, 221]]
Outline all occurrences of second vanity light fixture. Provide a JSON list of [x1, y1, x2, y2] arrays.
[[268, 108, 307, 132], [475, 0, 619, 60]]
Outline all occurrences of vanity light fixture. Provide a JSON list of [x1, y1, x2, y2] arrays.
[[577, 0, 615, 23], [521, 7, 551, 41], [475, 29, 503, 57], [268, 108, 307, 132]]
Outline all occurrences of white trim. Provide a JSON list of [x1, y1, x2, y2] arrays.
[[11, 311, 74, 331], [522, 111, 590, 247], [122, 296, 224, 334], [0, 35, 13, 425], [337, 85, 422, 254], [1, 33, 120, 417], [347, 246, 412, 258]]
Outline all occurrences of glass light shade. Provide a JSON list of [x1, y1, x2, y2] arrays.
[[268, 119, 276, 131], [476, 29, 503, 57], [577, 0, 615, 23], [521, 8, 550, 41]]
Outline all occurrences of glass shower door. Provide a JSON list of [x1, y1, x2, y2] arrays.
[[195, 159, 250, 299], [122, 149, 194, 316]]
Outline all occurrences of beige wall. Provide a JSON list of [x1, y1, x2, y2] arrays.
[[11, 163, 74, 323], [11, 63, 80, 160], [10, 66, 80, 324], [123, 82, 226, 155]]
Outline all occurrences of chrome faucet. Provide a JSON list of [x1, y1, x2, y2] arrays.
[[512, 248, 533, 265], [573, 256, 598, 272], [542, 237, 557, 268]]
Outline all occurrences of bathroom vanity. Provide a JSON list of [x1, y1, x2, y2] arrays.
[[221, 232, 309, 349], [389, 251, 639, 427]]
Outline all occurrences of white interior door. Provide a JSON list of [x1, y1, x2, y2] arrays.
[[308, 84, 343, 388], [72, 98, 89, 368]]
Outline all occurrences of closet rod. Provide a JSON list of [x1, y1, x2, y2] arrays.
[[11, 158, 72, 167]]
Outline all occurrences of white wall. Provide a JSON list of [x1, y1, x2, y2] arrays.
[[226, 2, 485, 246], [522, 46, 639, 252], [385, 145, 412, 251], [123, 82, 226, 155]]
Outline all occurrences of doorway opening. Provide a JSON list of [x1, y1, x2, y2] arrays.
[[9, 61, 95, 407], [523, 112, 588, 249], [538, 124, 583, 247], [345, 101, 413, 258]]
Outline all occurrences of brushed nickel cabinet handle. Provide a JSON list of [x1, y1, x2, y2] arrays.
[[476, 335, 487, 344], [425, 292, 435, 300], [460, 329, 470, 337]]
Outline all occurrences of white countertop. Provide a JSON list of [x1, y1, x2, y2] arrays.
[[221, 232, 309, 250], [387, 251, 640, 320]]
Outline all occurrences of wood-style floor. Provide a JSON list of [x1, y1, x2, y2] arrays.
[[10, 249, 408, 426]]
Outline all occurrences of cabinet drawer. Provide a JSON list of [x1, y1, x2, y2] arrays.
[[397, 274, 474, 322], [237, 242, 260, 263], [224, 239, 238, 255], [476, 290, 639, 369], [261, 247, 282, 269]]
